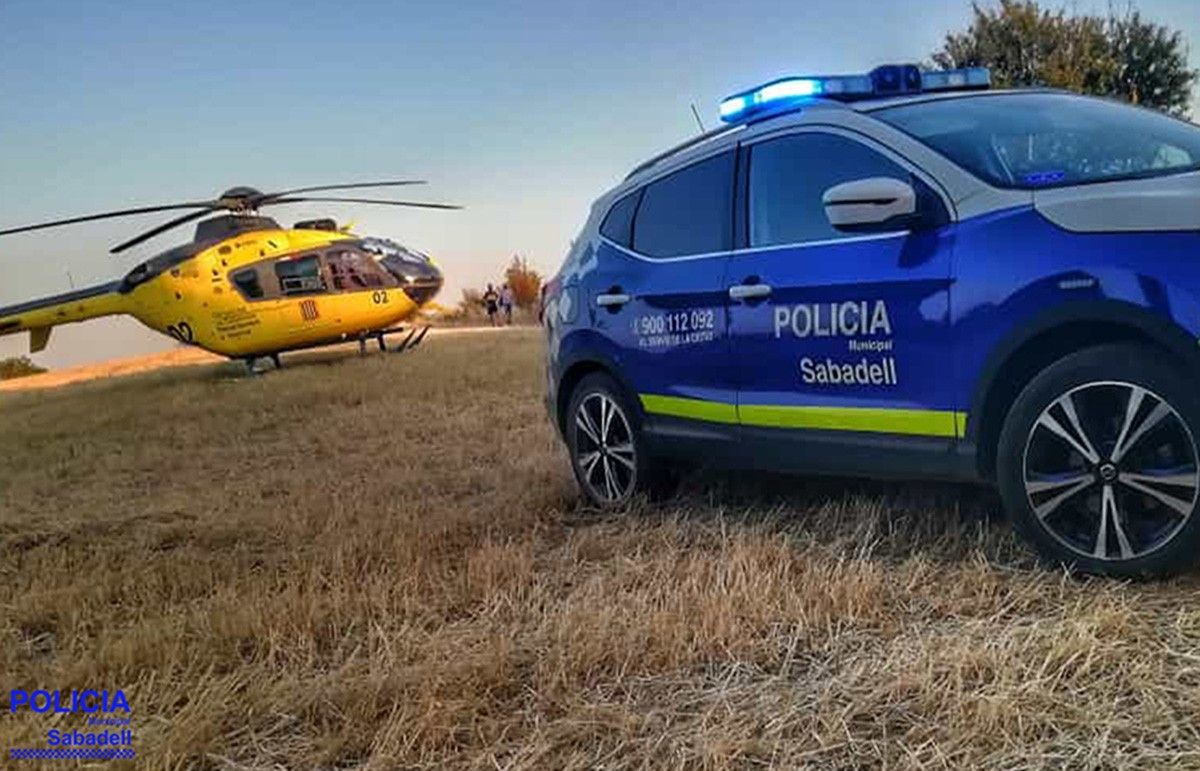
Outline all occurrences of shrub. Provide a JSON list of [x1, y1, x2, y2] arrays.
[[0, 356, 46, 380]]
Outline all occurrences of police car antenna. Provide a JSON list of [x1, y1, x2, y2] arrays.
[[689, 102, 706, 133]]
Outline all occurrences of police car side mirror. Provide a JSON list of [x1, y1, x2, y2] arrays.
[[822, 177, 918, 232]]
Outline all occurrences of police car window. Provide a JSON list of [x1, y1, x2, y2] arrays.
[[874, 93, 1200, 189], [749, 133, 910, 247], [599, 190, 640, 247], [632, 151, 734, 258]]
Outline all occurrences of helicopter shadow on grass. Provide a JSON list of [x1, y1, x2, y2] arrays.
[[206, 343, 419, 381]]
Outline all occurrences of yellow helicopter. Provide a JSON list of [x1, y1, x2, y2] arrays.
[[0, 181, 459, 371]]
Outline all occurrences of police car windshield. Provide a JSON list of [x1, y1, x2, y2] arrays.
[[874, 93, 1200, 190]]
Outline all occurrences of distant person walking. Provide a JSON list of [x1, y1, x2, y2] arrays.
[[500, 284, 515, 325], [482, 284, 500, 327]]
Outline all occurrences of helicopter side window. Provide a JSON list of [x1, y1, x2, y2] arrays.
[[231, 268, 264, 300], [326, 249, 387, 291], [274, 255, 326, 296]]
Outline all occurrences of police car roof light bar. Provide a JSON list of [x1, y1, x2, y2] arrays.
[[718, 64, 992, 123], [921, 66, 992, 92]]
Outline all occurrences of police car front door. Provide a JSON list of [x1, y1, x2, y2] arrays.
[[728, 130, 959, 451]]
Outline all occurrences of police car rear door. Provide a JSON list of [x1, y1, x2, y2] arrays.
[[728, 128, 959, 458], [590, 150, 738, 428]]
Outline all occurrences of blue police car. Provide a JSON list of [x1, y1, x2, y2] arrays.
[[542, 64, 1200, 577]]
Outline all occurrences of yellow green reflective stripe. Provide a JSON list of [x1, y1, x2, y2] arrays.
[[640, 393, 966, 438], [638, 394, 739, 424], [739, 404, 962, 437]]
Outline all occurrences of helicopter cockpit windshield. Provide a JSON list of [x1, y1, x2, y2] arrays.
[[357, 237, 443, 304], [359, 237, 431, 269]]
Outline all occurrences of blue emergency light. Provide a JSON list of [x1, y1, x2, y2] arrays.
[[718, 64, 991, 123]]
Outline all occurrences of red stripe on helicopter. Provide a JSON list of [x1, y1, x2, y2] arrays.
[[300, 300, 320, 321]]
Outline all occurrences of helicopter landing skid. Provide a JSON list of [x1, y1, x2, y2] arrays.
[[241, 327, 431, 375], [360, 325, 430, 355], [242, 353, 281, 375]]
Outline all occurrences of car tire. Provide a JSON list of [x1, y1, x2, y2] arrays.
[[996, 343, 1200, 578], [565, 372, 664, 508]]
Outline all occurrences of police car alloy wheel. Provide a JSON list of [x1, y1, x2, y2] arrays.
[[567, 374, 644, 507], [997, 344, 1200, 577]]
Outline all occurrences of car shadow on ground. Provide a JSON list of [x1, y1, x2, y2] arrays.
[[566, 466, 1040, 570]]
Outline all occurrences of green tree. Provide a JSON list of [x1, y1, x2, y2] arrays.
[[1104, 7, 1197, 115], [933, 1, 1196, 116]]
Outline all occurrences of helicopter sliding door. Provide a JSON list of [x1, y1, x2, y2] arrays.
[[272, 253, 339, 342], [222, 252, 336, 354]]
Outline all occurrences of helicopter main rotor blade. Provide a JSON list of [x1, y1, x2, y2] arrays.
[[109, 209, 217, 254], [0, 181, 454, 253], [255, 180, 428, 203], [266, 196, 463, 210], [0, 202, 217, 238]]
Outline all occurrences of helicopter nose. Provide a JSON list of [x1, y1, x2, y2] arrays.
[[402, 260, 443, 306]]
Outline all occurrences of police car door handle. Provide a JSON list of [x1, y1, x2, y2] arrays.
[[729, 283, 772, 301], [596, 293, 631, 307]]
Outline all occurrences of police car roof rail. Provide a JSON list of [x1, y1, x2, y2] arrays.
[[624, 123, 745, 181]]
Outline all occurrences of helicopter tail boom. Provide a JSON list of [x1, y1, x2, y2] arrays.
[[0, 281, 126, 353]]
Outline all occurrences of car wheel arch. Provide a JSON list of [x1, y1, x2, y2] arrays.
[[556, 357, 643, 436], [969, 299, 1200, 480]]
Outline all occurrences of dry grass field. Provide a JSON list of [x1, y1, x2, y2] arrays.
[[4, 328, 1200, 769]]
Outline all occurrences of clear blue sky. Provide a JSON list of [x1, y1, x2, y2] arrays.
[[2, 0, 1197, 367]]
